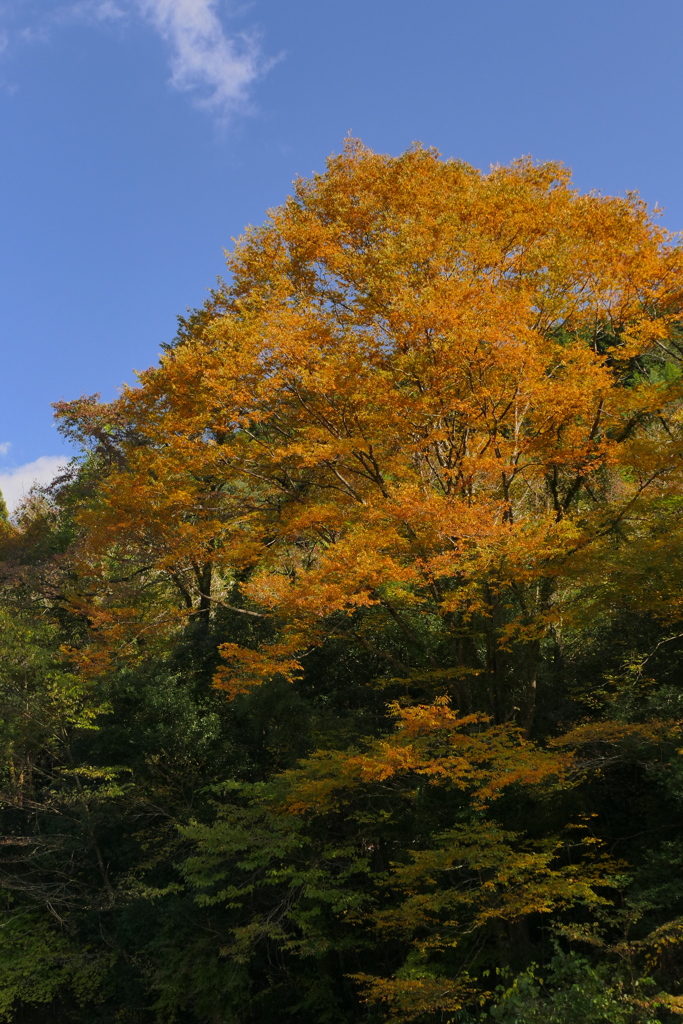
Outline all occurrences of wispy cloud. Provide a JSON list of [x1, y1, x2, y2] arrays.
[[2, 0, 270, 120], [0, 442, 11, 457], [65, 0, 127, 22], [0, 455, 67, 513], [136, 0, 268, 117]]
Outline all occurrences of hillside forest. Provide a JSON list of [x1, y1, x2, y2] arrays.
[[3, 141, 683, 1023]]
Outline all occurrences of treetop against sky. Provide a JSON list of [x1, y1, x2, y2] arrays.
[[1, 0, 683, 508], [4, 142, 683, 1020], [54, 142, 683, 725]]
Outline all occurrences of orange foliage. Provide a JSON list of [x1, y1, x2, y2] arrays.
[[55, 141, 683, 720]]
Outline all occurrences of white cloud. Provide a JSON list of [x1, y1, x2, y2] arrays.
[[136, 0, 267, 117], [3, 0, 270, 119], [0, 442, 11, 456], [0, 455, 67, 514]]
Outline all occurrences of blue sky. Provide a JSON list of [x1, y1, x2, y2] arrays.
[[1, 0, 682, 506]]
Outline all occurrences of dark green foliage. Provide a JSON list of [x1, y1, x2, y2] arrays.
[[486, 948, 664, 1023], [0, 484, 683, 1023]]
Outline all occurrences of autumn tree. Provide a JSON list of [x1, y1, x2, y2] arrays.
[[3, 140, 683, 1023], [56, 140, 683, 738]]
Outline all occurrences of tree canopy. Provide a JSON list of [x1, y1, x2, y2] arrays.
[[2, 141, 683, 1022]]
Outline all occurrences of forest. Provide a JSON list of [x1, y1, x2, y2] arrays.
[[2, 140, 683, 1022]]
